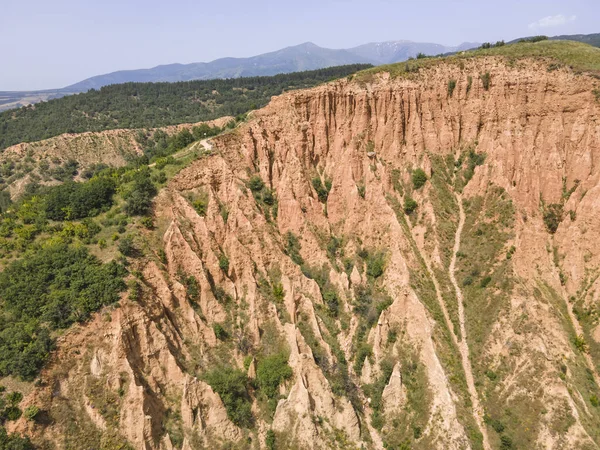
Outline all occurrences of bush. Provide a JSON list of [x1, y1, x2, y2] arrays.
[[204, 368, 253, 428], [448, 79, 457, 97], [285, 232, 303, 265], [519, 35, 548, 43], [366, 251, 386, 279], [480, 276, 492, 288], [5, 392, 22, 405], [23, 405, 39, 421], [500, 435, 513, 449], [118, 235, 135, 256], [404, 196, 418, 214], [213, 323, 228, 341], [123, 169, 157, 216], [218, 254, 229, 273], [354, 344, 372, 375], [256, 353, 293, 399], [543, 203, 563, 234], [311, 177, 330, 202], [140, 216, 154, 229], [262, 189, 275, 206], [248, 175, 264, 192], [357, 183, 366, 199], [481, 72, 491, 91], [573, 334, 588, 353], [266, 429, 276, 450], [2, 406, 22, 421], [412, 168, 428, 189], [0, 426, 35, 449], [484, 414, 505, 433]]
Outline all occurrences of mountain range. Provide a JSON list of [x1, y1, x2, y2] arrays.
[[0, 40, 479, 111], [1, 33, 598, 112]]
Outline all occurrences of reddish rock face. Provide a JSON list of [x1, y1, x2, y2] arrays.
[[15, 58, 600, 449]]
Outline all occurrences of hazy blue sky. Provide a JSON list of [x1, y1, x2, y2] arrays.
[[1, 0, 598, 90]]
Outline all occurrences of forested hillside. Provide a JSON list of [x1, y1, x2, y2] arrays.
[[0, 64, 370, 152]]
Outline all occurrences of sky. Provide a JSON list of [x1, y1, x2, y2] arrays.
[[1, 0, 598, 91]]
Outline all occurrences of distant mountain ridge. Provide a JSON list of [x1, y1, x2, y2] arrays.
[[2, 33, 599, 112], [64, 40, 477, 92]]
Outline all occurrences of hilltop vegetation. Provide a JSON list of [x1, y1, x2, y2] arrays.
[[0, 64, 370, 152], [358, 40, 600, 80]]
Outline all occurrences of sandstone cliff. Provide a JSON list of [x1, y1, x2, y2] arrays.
[[10, 51, 600, 450]]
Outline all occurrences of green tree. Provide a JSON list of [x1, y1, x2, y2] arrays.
[[204, 368, 253, 428]]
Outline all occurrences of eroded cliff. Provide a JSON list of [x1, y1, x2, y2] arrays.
[[11, 51, 600, 450]]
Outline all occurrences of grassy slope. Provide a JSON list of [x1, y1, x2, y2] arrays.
[[357, 40, 600, 79]]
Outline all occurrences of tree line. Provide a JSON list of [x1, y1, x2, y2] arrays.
[[0, 64, 371, 151]]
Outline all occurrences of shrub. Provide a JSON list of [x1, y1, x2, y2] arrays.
[[322, 289, 340, 316], [140, 216, 154, 229], [192, 198, 208, 216], [573, 334, 588, 353], [218, 254, 229, 273], [3, 406, 22, 421], [591, 395, 599, 407], [0, 426, 34, 449], [467, 76, 473, 94], [248, 175, 264, 192], [404, 196, 417, 214], [312, 176, 330, 202], [272, 283, 285, 302], [285, 232, 303, 265], [412, 168, 428, 189], [357, 183, 366, 199], [23, 405, 40, 421], [266, 429, 276, 450], [118, 235, 135, 256], [519, 35, 548, 43], [204, 368, 253, 428], [256, 353, 293, 399], [262, 189, 275, 206], [123, 169, 157, 216], [543, 203, 563, 234], [448, 79, 457, 97], [481, 72, 491, 91], [179, 273, 199, 301], [6, 392, 22, 405], [484, 414, 505, 433], [500, 435, 513, 449], [213, 323, 228, 341], [480, 276, 492, 288], [353, 344, 372, 375], [366, 251, 386, 279]]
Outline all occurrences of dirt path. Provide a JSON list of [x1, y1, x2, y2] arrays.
[[449, 193, 492, 450], [148, 139, 212, 168]]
